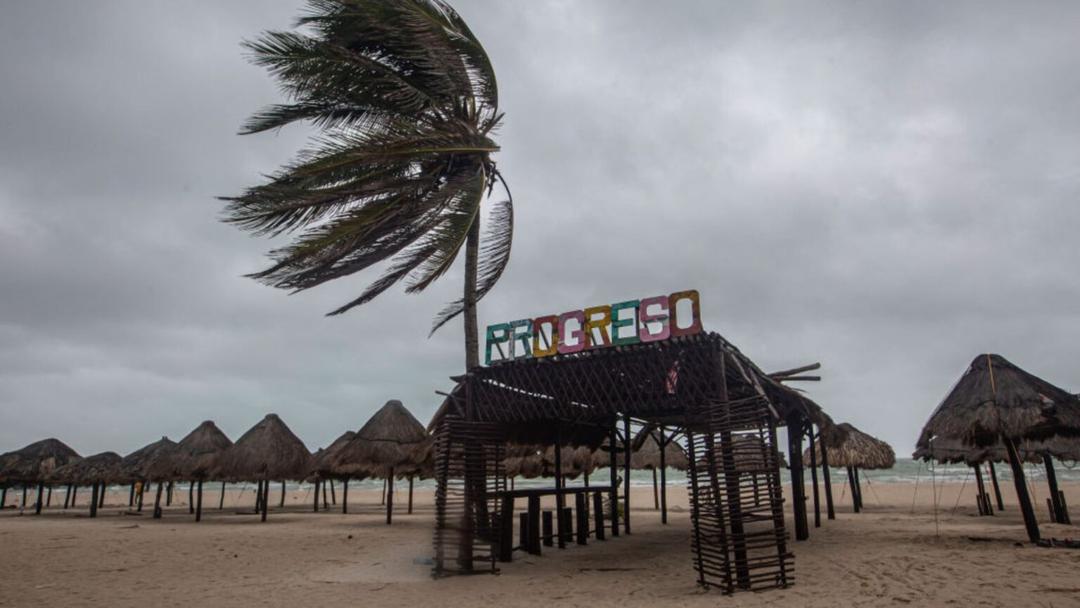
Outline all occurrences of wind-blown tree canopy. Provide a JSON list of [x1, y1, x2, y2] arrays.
[[224, 0, 513, 367]]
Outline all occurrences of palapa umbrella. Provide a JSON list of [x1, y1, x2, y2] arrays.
[[504, 444, 545, 484], [0, 438, 81, 514], [312, 431, 356, 513], [629, 428, 687, 522], [331, 400, 428, 524], [804, 422, 894, 513], [916, 354, 1080, 541], [213, 414, 313, 522], [177, 421, 233, 521], [122, 437, 182, 519], [50, 452, 123, 518]]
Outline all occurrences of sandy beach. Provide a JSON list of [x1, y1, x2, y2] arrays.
[[2, 481, 1079, 607]]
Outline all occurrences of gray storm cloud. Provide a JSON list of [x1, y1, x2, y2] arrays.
[[1, 1, 1077, 455]]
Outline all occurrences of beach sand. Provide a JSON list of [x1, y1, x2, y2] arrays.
[[2, 480, 1079, 607]]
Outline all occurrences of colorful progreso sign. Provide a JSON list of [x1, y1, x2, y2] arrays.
[[484, 290, 703, 365]]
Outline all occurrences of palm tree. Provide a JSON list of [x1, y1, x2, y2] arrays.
[[223, 0, 512, 368]]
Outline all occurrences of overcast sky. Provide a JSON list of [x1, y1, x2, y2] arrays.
[[1, 1, 1078, 457]]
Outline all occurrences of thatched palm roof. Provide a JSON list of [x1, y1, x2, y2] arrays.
[[913, 435, 1075, 465], [214, 414, 313, 481], [504, 444, 544, 479], [177, 421, 232, 480], [806, 423, 895, 470], [0, 438, 82, 484], [331, 400, 429, 477], [50, 452, 124, 485], [542, 445, 597, 479], [313, 431, 356, 477], [122, 437, 183, 482], [630, 430, 689, 471], [917, 354, 1080, 449]]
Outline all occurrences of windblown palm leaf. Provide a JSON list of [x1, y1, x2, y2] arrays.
[[223, 0, 513, 337]]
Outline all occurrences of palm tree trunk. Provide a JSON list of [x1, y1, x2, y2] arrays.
[[463, 220, 480, 369]]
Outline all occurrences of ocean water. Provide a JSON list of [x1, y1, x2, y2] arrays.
[[93, 459, 1080, 496]]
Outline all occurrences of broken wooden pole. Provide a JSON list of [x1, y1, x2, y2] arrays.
[[1003, 436, 1040, 542]]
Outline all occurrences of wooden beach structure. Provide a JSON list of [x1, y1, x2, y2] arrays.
[[176, 421, 233, 521], [0, 438, 81, 514], [430, 331, 833, 594], [213, 414, 313, 522], [916, 354, 1080, 542], [331, 400, 430, 524], [804, 422, 895, 514]]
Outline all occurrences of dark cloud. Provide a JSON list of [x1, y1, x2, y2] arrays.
[[1, 1, 1077, 456]]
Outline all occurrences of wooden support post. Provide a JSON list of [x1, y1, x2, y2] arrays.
[[518, 512, 529, 552], [255, 480, 263, 512], [219, 481, 226, 510], [560, 507, 573, 546], [555, 426, 566, 549], [820, 440, 835, 520], [973, 464, 989, 516], [651, 468, 659, 510], [1043, 453, 1067, 524], [46, 486, 52, 507], [542, 510, 554, 547], [281, 480, 286, 508], [1003, 436, 1040, 543], [329, 479, 336, 506], [322, 479, 329, 510], [408, 476, 414, 514], [385, 468, 394, 525], [260, 479, 269, 522], [188, 482, 194, 514], [313, 479, 320, 513], [195, 480, 204, 522], [381, 478, 386, 505], [89, 483, 99, 518], [98, 483, 106, 508], [153, 482, 164, 519], [576, 493, 588, 545], [854, 467, 865, 510], [342, 478, 349, 514], [988, 462, 1005, 511], [128, 482, 135, 507], [788, 423, 809, 540], [137, 483, 143, 512], [593, 490, 605, 540], [527, 495, 541, 554], [63, 485, 70, 509], [1058, 492, 1071, 525], [34, 483, 44, 515], [498, 495, 514, 562], [658, 426, 668, 524], [166, 481, 173, 506], [808, 429, 821, 528], [609, 419, 619, 537], [623, 414, 631, 535], [1, 486, 6, 509], [846, 467, 860, 513]]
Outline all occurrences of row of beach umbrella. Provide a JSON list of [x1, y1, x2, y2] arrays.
[[0, 400, 431, 524]]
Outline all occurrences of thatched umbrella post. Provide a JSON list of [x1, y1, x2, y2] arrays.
[[787, 420, 809, 540], [972, 464, 990, 515], [1, 486, 6, 509], [188, 483, 194, 514], [195, 480, 204, 522], [166, 481, 173, 506], [219, 482, 226, 510], [153, 482, 164, 519], [280, 480, 286, 508], [137, 482, 145, 511], [845, 467, 860, 513], [381, 478, 386, 505], [312, 478, 320, 512], [46, 486, 53, 507], [808, 428, 821, 527], [658, 427, 668, 524], [89, 483, 99, 518], [1003, 437, 1039, 541], [988, 462, 1005, 511], [386, 467, 395, 524], [33, 483, 45, 514], [342, 478, 349, 514], [98, 483, 106, 508], [260, 477, 269, 522], [407, 476, 414, 514], [329, 479, 336, 505], [1042, 453, 1067, 523]]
